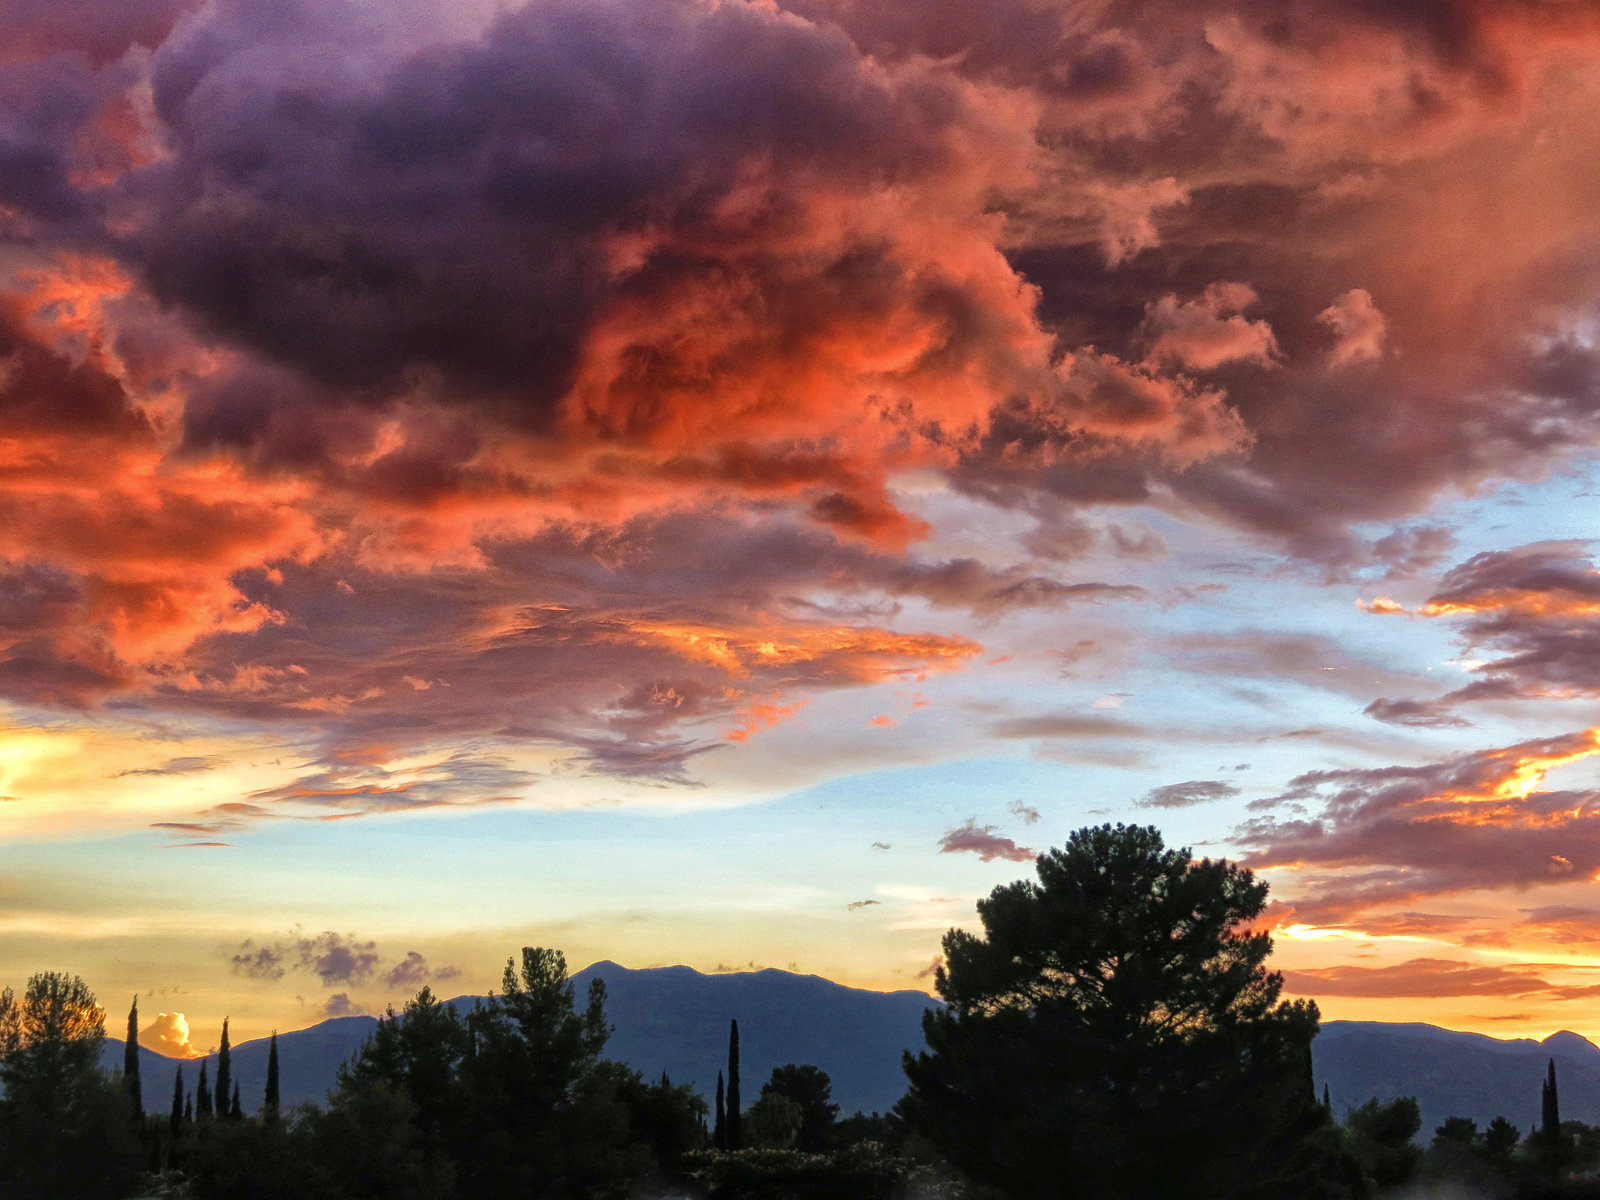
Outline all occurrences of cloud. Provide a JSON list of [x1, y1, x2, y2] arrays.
[[938, 817, 1036, 863], [323, 993, 367, 1018], [1236, 727, 1600, 925], [1007, 799, 1041, 824], [116, 755, 228, 778], [1139, 779, 1241, 809], [1318, 289, 1388, 366], [139, 1011, 201, 1058], [385, 950, 458, 989], [1142, 283, 1279, 372], [1363, 543, 1600, 723], [846, 899, 880, 911], [5, 0, 1600, 810], [988, 712, 1146, 740], [1281, 958, 1570, 1000], [232, 931, 455, 991]]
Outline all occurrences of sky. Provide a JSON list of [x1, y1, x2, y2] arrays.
[[7, 0, 1600, 1061]]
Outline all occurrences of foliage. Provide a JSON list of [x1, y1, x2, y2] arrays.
[[684, 1143, 933, 1200], [743, 1091, 803, 1149], [760, 1063, 839, 1151], [901, 823, 1341, 1200], [329, 946, 701, 1200], [1344, 1096, 1421, 1191], [0, 972, 142, 1200]]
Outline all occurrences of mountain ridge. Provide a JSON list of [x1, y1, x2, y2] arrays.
[[102, 963, 1600, 1140]]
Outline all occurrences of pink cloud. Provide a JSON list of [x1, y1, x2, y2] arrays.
[[938, 818, 1036, 863]]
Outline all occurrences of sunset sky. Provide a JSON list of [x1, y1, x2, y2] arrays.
[[7, 0, 1600, 1060]]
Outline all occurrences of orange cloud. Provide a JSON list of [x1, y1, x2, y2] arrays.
[[140, 1010, 200, 1058]]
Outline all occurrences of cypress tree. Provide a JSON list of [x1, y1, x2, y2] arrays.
[[184, 1094, 192, 1123], [1543, 1058, 1561, 1170], [727, 1019, 741, 1150], [170, 1066, 183, 1140], [124, 996, 142, 1114], [230, 1083, 241, 1120], [714, 1071, 726, 1149], [196, 1060, 213, 1121], [215, 1018, 232, 1119], [264, 1031, 280, 1120], [1322, 1084, 1331, 1112]]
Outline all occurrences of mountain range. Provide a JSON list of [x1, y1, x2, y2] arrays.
[[102, 962, 1600, 1140]]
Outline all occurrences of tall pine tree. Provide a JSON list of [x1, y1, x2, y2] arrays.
[[170, 1065, 184, 1140], [196, 1060, 213, 1121], [214, 1018, 232, 1119], [124, 996, 142, 1115], [264, 1031, 280, 1120], [726, 1019, 741, 1150]]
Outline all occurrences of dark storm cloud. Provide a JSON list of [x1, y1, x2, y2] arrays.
[[135, 0, 1006, 418], [3, 0, 1600, 814]]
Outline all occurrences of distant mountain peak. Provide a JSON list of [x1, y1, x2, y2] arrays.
[[1541, 1029, 1599, 1056]]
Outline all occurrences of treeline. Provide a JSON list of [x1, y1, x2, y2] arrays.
[[0, 952, 949, 1200], [9, 823, 1600, 1200]]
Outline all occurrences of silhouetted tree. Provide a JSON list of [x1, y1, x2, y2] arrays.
[[761, 1064, 839, 1151], [335, 948, 669, 1198], [1346, 1096, 1421, 1190], [726, 1019, 741, 1151], [1433, 1115, 1477, 1146], [714, 1070, 726, 1149], [230, 1082, 241, 1120], [196, 1060, 213, 1121], [215, 1017, 232, 1119], [902, 823, 1339, 1200], [0, 972, 140, 1199], [264, 1031, 280, 1120], [183, 1094, 192, 1124], [170, 1065, 184, 1142], [1484, 1115, 1519, 1161], [1542, 1057, 1562, 1174], [123, 996, 141, 1115]]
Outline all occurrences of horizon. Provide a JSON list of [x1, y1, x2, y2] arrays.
[[8, 0, 1600, 1057], [99, 956, 1600, 1063]]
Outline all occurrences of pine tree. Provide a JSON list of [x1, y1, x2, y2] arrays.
[[170, 1065, 184, 1140], [230, 1082, 241, 1120], [124, 996, 142, 1115], [714, 1071, 726, 1149], [727, 1019, 742, 1150], [215, 1018, 232, 1119], [196, 1060, 213, 1120], [183, 1094, 192, 1123], [264, 1031, 280, 1120]]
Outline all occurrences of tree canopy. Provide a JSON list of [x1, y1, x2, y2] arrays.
[[901, 823, 1336, 1200]]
